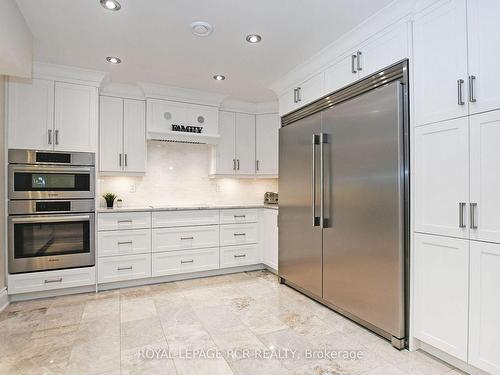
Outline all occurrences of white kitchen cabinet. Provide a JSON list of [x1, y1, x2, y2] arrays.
[[279, 72, 324, 116], [255, 113, 280, 176], [414, 118, 469, 239], [467, 0, 500, 115], [54, 82, 98, 152], [469, 241, 500, 374], [413, 0, 469, 126], [235, 112, 256, 174], [358, 21, 409, 78], [98, 229, 151, 257], [211, 111, 256, 176], [220, 244, 259, 269], [152, 248, 219, 277], [324, 53, 358, 96], [99, 96, 123, 171], [98, 254, 151, 283], [262, 209, 278, 271], [7, 78, 54, 151], [469, 110, 500, 244], [413, 233, 469, 361], [99, 96, 146, 173], [152, 225, 219, 253], [98, 211, 151, 231]]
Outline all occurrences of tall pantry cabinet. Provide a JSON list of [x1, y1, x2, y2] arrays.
[[413, 0, 500, 373]]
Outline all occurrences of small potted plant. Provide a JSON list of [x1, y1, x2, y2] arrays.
[[102, 192, 117, 209]]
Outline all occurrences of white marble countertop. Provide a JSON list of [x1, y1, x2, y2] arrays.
[[97, 204, 278, 213]]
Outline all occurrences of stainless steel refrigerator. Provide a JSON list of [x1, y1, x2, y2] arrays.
[[279, 61, 409, 348]]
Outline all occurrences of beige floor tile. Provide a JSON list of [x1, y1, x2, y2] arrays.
[[174, 357, 234, 375], [121, 346, 178, 375], [121, 316, 167, 351], [121, 297, 157, 323], [81, 297, 120, 322]]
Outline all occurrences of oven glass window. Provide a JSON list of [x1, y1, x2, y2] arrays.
[[13, 221, 90, 258], [14, 172, 90, 191]]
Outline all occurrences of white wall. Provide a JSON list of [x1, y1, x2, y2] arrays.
[[0, 76, 5, 289], [0, 0, 33, 77], [99, 142, 278, 207]]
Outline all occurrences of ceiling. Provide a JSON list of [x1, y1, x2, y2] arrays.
[[16, 0, 394, 102]]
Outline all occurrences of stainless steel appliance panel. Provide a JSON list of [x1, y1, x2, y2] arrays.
[[8, 213, 95, 274], [321, 81, 405, 339], [8, 149, 95, 166], [278, 112, 323, 298]]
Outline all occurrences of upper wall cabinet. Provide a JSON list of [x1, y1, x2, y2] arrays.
[[146, 99, 219, 144], [7, 78, 98, 152], [100, 96, 146, 173], [413, 0, 469, 126], [278, 19, 409, 117], [467, 0, 500, 115], [255, 113, 279, 176], [414, 0, 500, 126]]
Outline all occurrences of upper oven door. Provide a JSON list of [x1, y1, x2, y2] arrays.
[[9, 165, 95, 200]]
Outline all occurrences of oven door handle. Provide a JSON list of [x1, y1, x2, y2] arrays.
[[10, 165, 94, 173], [10, 215, 92, 224]]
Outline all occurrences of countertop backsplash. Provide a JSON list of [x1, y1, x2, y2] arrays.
[[98, 141, 278, 208]]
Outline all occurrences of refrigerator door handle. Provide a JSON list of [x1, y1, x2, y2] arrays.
[[312, 134, 320, 226], [320, 132, 326, 228]]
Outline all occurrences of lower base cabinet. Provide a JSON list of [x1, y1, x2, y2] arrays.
[[152, 248, 219, 277], [413, 233, 469, 361], [469, 241, 500, 374], [98, 254, 151, 283], [220, 244, 259, 268]]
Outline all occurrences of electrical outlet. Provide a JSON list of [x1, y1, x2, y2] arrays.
[[215, 183, 221, 193], [129, 183, 136, 193]]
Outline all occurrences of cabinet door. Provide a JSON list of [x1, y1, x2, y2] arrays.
[[324, 54, 358, 95], [7, 78, 54, 151], [467, 0, 500, 115], [235, 113, 255, 174], [413, 0, 468, 126], [470, 110, 500, 243], [469, 241, 500, 374], [255, 113, 279, 175], [54, 82, 98, 152], [413, 233, 469, 361], [358, 21, 409, 78], [185, 103, 219, 136], [214, 111, 236, 175], [146, 99, 186, 135], [297, 72, 324, 107], [414, 118, 469, 238], [99, 96, 123, 172], [123, 99, 146, 173], [262, 210, 278, 270], [278, 89, 297, 117]]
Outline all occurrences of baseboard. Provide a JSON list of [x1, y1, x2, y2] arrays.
[[417, 340, 489, 375], [9, 285, 96, 302], [0, 287, 10, 312], [263, 264, 278, 275]]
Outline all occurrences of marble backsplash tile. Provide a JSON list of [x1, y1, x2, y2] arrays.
[[98, 141, 278, 207]]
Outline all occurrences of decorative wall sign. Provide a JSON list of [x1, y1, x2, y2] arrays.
[[171, 124, 203, 133]]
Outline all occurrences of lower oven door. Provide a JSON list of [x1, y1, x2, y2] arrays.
[[8, 213, 95, 274]]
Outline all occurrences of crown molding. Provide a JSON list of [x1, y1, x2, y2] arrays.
[[100, 82, 145, 101], [269, 0, 415, 96], [220, 99, 278, 115], [139, 82, 227, 107], [32, 62, 107, 87]]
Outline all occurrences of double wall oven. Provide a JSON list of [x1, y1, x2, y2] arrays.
[[8, 149, 96, 274]]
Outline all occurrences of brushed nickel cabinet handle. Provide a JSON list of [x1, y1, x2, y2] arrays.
[[117, 266, 133, 271], [356, 51, 363, 71], [234, 215, 246, 218], [459, 202, 466, 228], [233, 159, 236, 171], [351, 54, 357, 74], [233, 233, 246, 236], [457, 79, 465, 105], [181, 259, 194, 264], [124, 154, 128, 167], [48, 129, 53, 145], [119, 154, 122, 167], [180, 236, 194, 240], [44, 278, 62, 284], [234, 254, 246, 258], [237, 159, 240, 170], [469, 75, 477, 103], [470, 203, 478, 229], [293, 88, 298, 103], [55, 129, 59, 145], [117, 241, 133, 245], [256, 160, 259, 171]]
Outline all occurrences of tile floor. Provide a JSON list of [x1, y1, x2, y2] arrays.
[[0, 270, 463, 375]]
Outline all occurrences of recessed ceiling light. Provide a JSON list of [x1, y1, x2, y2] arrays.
[[246, 34, 262, 43], [106, 56, 122, 64], [191, 21, 214, 37], [213, 75, 225, 81], [100, 0, 121, 11]]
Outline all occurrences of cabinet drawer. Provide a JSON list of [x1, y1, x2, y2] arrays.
[[98, 254, 151, 283], [152, 248, 219, 277], [152, 209, 219, 228], [220, 223, 258, 246], [220, 209, 258, 224], [98, 211, 151, 231], [7, 267, 95, 295], [220, 244, 259, 268], [98, 229, 151, 257], [152, 225, 219, 253]]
